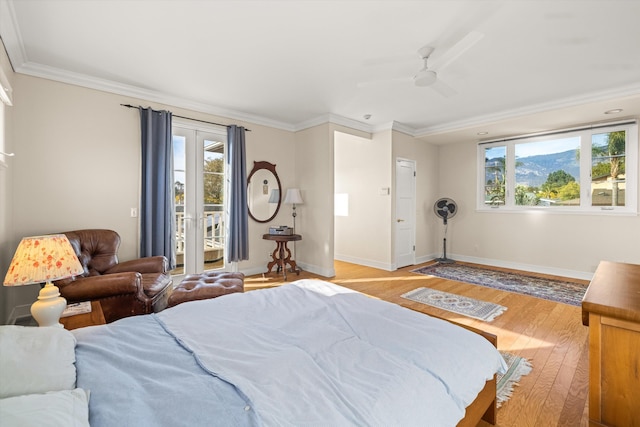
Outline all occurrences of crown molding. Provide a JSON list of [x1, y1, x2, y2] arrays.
[[293, 113, 375, 134], [415, 83, 640, 137], [0, 0, 26, 69], [15, 62, 299, 132], [9, 56, 640, 141], [293, 117, 420, 137], [292, 114, 335, 132], [383, 121, 417, 136]]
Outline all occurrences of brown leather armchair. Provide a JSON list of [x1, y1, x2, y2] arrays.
[[54, 229, 173, 323]]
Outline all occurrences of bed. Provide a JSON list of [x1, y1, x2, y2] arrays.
[[0, 280, 506, 427]]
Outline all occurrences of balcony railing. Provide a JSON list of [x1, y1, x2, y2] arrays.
[[175, 207, 225, 267]]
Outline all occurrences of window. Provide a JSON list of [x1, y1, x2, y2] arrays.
[[477, 121, 638, 213], [483, 146, 506, 206]]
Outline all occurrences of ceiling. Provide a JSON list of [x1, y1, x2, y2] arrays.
[[1, 0, 640, 143]]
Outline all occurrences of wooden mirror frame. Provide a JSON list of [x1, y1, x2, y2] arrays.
[[247, 161, 281, 223]]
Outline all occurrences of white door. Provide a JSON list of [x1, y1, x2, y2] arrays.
[[395, 158, 416, 268], [172, 122, 227, 276]]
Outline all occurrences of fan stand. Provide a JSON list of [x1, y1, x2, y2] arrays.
[[435, 238, 455, 264], [435, 221, 455, 264]]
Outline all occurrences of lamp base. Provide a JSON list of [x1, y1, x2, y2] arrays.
[[31, 282, 67, 328]]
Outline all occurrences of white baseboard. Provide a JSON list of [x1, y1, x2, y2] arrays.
[[440, 253, 594, 281], [240, 262, 335, 279], [415, 253, 438, 266], [334, 254, 394, 272], [240, 265, 272, 277], [296, 262, 335, 278], [243, 252, 593, 282]]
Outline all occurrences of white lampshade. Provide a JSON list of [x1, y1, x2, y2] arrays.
[[4, 234, 84, 327], [284, 188, 303, 205]]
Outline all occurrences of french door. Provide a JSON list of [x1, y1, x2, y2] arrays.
[[172, 121, 227, 275]]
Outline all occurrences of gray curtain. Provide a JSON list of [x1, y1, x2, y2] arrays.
[[226, 125, 249, 262], [139, 107, 176, 269]]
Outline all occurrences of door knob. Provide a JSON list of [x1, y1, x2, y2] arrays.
[[397, 219, 405, 222]]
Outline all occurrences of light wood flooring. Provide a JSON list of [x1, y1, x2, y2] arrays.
[[245, 260, 591, 427]]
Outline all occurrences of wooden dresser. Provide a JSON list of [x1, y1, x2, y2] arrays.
[[582, 261, 640, 427]]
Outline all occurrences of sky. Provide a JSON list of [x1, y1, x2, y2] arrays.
[[486, 133, 612, 159], [514, 136, 580, 158]]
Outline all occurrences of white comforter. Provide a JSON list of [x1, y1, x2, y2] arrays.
[[157, 280, 506, 427]]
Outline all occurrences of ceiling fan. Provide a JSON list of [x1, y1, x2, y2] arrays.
[[359, 31, 484, 97]]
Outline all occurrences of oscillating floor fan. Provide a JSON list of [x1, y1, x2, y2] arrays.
[[434, 198, 458, 263]]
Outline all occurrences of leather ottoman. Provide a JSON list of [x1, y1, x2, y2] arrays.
[[167, 271, 245, 308]]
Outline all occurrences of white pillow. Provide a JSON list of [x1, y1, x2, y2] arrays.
[[0, 388, 90, 427], [0, 325, 77, 398]]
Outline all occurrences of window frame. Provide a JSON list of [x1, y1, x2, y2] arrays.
[[477, 120, 638, 214]]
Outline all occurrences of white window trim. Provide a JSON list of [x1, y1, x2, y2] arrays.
[[477, 120, 638, 215]]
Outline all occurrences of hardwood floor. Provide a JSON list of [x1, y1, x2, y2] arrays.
[[245, 260, 591, 427]]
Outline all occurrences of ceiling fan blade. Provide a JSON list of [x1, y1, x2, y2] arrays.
[[362, 52, 418, 67], [430, 30, 484, 71], [430, 79, 457, 97], [357, 77, 412, 88]]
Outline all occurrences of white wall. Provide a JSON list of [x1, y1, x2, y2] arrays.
[[334, 130, 392, 270], [239, 123, 297, 275], [292, 124, 335, 277], [333, 128, 441, 271], [10, 75, 143, 251], [437, 138, 640, 279]]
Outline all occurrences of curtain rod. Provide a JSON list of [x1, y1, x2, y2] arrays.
[[120, 104, 251, 132]]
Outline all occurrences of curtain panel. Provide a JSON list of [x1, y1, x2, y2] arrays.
[[226, 125, 249, 262], [139, 107, 176, 269]]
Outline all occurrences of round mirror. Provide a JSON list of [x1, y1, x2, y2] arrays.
[[247, 161, 281, 223]]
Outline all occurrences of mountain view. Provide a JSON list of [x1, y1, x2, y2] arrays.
[[516, 149, 579, 187]]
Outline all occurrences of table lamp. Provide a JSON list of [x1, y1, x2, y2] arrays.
[[268, 189, 280, 204], [3, 234, 84, 327], [283, 188, 303, 233]]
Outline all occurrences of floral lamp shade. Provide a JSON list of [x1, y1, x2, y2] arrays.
[[3, 234, 84, 327], [4, 234, 84, 286]]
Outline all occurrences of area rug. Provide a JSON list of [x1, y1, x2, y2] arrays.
[[401, 287, 507, 322], [497, 351, 532, 408], [412, 263, 586, 306]]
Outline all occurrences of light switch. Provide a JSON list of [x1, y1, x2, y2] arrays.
[[130, 208, 138, 217]]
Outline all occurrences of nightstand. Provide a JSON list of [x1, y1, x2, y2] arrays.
[[262, 233, 302, 280], [60, 301, 106, 330]]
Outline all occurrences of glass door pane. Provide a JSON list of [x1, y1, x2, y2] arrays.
[[484, 146, 506, 206], [172, 134, 186, 275], [201, 135, 225, 271], [515, 136, 580, 206], [592, 131, 626, 207]]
